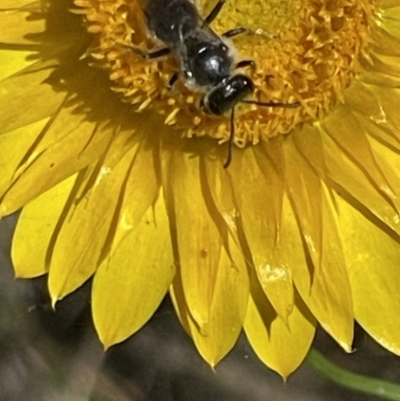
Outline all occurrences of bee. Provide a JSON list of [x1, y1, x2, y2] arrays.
[[142, 0, 300, 167]]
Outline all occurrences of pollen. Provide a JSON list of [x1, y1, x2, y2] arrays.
[[74, 0, 376, 146]]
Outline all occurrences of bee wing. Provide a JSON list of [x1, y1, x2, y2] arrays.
[[197, 12, 225, 44]]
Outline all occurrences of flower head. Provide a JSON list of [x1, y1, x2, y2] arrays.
[[1, 0, 400, 378]]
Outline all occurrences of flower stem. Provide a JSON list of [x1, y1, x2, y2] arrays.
[[307, 348, 400, 401]]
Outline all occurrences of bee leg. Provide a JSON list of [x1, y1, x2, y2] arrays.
[[234, 59, 255, 70], [204, 0, 226, 25], [222, 27, 248, 38], [145, 47, 171, 59], [242, 99, 301, 108], [130, 46, 171, 59], [168, 72, 179, 89]]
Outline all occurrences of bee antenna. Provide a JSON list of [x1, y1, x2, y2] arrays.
[[223, 108, 235, 168], [242, 99, 301, 108]]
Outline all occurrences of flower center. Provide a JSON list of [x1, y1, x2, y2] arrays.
[[75, 0, 375, 146]]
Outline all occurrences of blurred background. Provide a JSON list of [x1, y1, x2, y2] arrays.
[[0, 214, 399, 401]]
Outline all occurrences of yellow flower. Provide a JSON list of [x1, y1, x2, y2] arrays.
[[1, 0, 400, 379]]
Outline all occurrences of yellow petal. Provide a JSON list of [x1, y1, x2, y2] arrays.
[[368, 86, 400, 145], [48, 141, 140, 304], [0, 118, 48, 200], [162, 138, 225, 327], [366, 145, 400, 228], [0, 2, 45, 45], [244, 280, 316, 379], [0, 62, 66, 136], [12, 174, 76, 278], [229, 142, 294, 323], [343, 82, 400, 153], [384, 7, 400, 39], [0, 50, 34, 81], [322, 105, 395, 202], [369, 136, 400, 198], [203, 146, 241, 243], [284, 133, 324, 270], [372, 24, 400, 57], [110, 139, 160, 253], [170, 235, 248, 366], [0, 106, 114, 215], [336, 192, 400, 355], [161, 138, 249, 365], [283, 134, 354, 350], [1, 68, 155, 215], [1, 1, 36, 8], [92, 194, 175, 347], [359, 15, 400, 85], [322, 126, 400, 235], [381, 1, 400, 12]]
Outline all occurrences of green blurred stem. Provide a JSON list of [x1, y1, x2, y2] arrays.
[[307, 348, 400, 401]]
